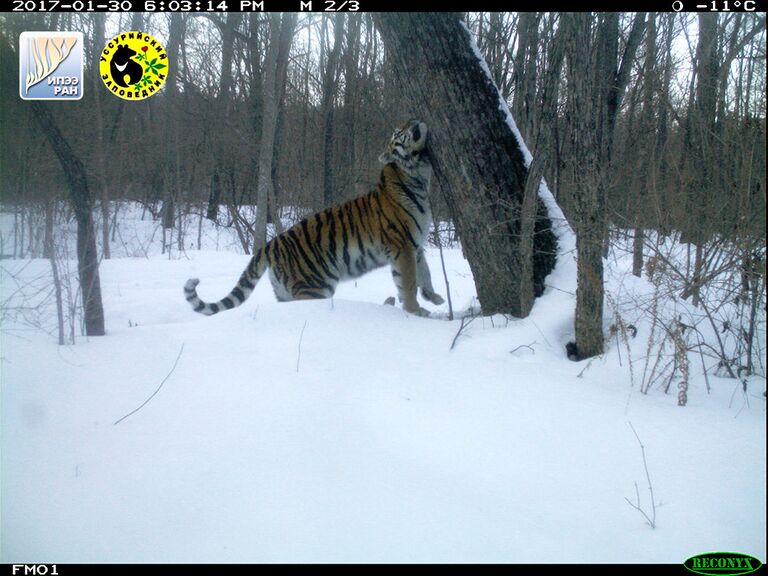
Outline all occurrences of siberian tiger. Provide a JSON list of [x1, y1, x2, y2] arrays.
[[184, 119, 445, 316]]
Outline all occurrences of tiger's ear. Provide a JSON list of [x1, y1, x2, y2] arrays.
[[378, 151, 395, 164]]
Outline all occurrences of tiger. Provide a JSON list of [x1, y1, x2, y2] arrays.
[[184, 119, 445, 317]]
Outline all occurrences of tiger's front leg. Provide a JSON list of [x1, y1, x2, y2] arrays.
[[391, 248, 425, 315], [416, 247, 445, 305]]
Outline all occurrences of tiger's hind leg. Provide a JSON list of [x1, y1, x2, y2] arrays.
[[290, 278, 337, 301], [416, 247, 445, 305], [292, 287, 335, 300]]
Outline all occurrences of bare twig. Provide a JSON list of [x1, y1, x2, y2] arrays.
[[114, 343, 185, 426], [624, 421, 657, 528], [510, 342, 536, 355], [576, 356, 597, 378], [296, 320, 308, 372], [450, 313, 476, 351], [435, 224, 454, 321]]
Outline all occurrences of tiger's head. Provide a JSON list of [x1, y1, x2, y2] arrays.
[[378, 119, 429, 167]]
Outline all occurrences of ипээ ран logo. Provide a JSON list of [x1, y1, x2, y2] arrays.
[[684, 552, 763, 576], [99, 31, 167, 101], [19, 31, 83, 100]]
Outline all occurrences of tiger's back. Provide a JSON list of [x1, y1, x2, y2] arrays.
[[185, 120, 444, 316]]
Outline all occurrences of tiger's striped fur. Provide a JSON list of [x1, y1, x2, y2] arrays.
[[184, 120, 444, 316]]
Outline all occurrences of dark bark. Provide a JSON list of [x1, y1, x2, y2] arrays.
[[91, 13, 111, 260], [320, 16, 344, 208], [270, 12, 296, 221], [375, 13, 556, 317], [562, 13, 608, 359], [207, 13, 242, 221], [161, 14, 184, 231], [633, 14, 656, 278], [253, 13, 297, 250], [30, 101, 105, 336], [342, 14, 362, 196], [511, 13, 540, 142], [519, 20, 565, 314], [605, 13, 646, 153], [44, 200, 66, 345], [684, 14, 718, 305]]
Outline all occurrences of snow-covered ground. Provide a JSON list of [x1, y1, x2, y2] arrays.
[[1, 205, 765, 563]]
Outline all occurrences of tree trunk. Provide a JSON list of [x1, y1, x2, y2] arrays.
[[511, 13, 540, 142], [375, 13, 556, 317], [30, 101, 105, 336], [632, 14, 656, 278], [270, 12, 295, 225], [561, 14, 608, 359], [342, 14, 361, 196], [207, 13, 242, 222], [559, 13, 644, 359], [44, 199, 66, 345], [91, 13, 111, 260], [685, 14, 719, 304], [518, 19, 565, 314], [161, 14, 184, 232], [253, 13, 297, 250], [320, 15, 344, 208]]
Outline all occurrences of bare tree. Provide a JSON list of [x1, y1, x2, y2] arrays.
[[632, 14, 657, 278], [560, 14, 607, 359], [30, 105, 105, 336], [206, 13, 242, 222], [559, 13, 644, 359], [253, 13, 297, 249], [320, 15, 344, 208], [518, 17, 565, 316], [91, 13, 111, 260], [160, 14, 184, 234]]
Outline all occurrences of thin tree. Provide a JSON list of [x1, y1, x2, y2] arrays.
[[560, 13, 644, 359], [253, 13, 297, 250], [31, 103, 105, 336], [561, 13, 606, 359], [206, 12, 242, 221], [160, 14, 184, 234], [320, 15, 344, 208], [91, 13, 111, 260], [0, 31, 104, 335]]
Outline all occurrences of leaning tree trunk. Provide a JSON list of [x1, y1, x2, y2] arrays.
[[375, 13, 556, 317]]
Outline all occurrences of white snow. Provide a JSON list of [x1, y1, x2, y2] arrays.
[[0, 205, 765, 563]]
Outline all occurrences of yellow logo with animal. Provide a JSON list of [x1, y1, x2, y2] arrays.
[[99, 31, 167, 101]]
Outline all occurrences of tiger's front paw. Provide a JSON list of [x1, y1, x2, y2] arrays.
[[422, 289, 445, 305]]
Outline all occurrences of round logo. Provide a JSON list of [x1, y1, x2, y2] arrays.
[[99, 31, 167, 100]]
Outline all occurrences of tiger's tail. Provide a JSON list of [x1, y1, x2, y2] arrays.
[[184, 248, 269, 316]]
